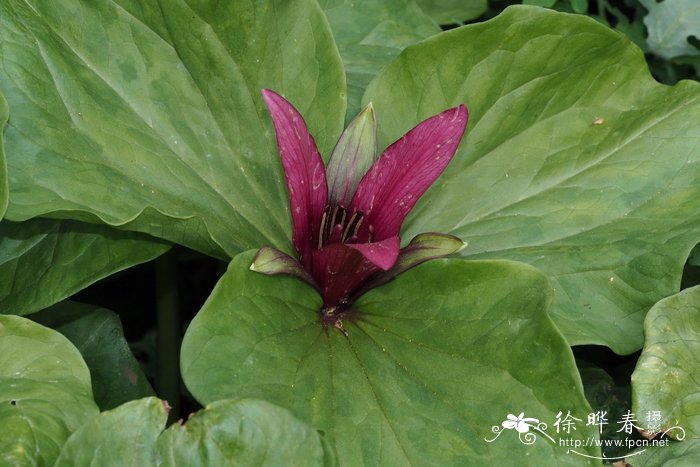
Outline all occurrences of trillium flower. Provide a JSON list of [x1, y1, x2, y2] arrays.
[[502, 413, 539, 433], [251, 89, 468, 329]]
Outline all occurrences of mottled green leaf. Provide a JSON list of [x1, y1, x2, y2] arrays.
[[416, 0, 487, 24], [0, 218, 168, 316], [320, 0, 439, 118], [30, 301, 155, 410], [181, 251, 599, 465], [157, 399, 333, 466], [632, 286, 700, 439], [364, 5, 700, 354], [0, 0, 345, 258], [55, 397, 167, 467], [0, 315, 98, 466], [641, 0, 700, 60]]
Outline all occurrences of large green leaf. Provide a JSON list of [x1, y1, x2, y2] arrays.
[[55, 397, 168, 467], [0, 218, 169, 315], [319, 0, 439, 119], [0, 314, 99, 465], [363, 5, 700, 354], [640, 0, 700, 60], [55, 396, 332, 466], [0, 90, 7, 219], [632, 286, 700, 439], [0, 0, 345, 259], [415, 0, 488, 24], [30, 301, 155, 411], [157, 398, 334, 466], [181, 251, 599, 465]]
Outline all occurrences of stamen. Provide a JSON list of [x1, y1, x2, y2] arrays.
[[319, 205, 351, 247], [318, 210, 328, 249], [341, 212, 358, 241], [324, 206, 337, 240], [319, 206, 366, 246], [336, 206, 347, 231], [350, 216, 363, 239], [342, 211, 364, 243]]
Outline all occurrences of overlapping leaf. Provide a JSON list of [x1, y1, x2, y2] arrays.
[[54, 397, 168, 467], [632, 286, 700, 439], [54, 397, 333, 466], [416, 0, 487, 24], [364, 5, 700, 353], [0, 218, 168, 315], [157, 398, 334, 466], [0, 315, 98, 466], [30, 301, 154, 410], [0, 0, 345, 259], [641, 0, 700, 60], [181, 251, 599, 465], [319, 0, 439, 118], [690, 244, 700, 266]]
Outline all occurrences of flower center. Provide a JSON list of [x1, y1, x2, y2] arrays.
[[317, 205, 365, 248]]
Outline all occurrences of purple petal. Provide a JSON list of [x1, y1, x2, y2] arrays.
[[262, 89, 328, 270], [346, 236, 400, 271], [312, 236, 400, 307], [350, 105, 468, 241], [250, 246, 317, 289], [355, 232, 466, 294]]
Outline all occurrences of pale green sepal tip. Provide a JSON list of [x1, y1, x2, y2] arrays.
[[405, 232, 467, 256], [250, 246, 316, 289]]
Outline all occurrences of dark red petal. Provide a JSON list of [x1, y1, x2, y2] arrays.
[[350, 105, 468, 241], [355, 232, 465, 296], [346, 236, 400, 271], [312, 236, 400, 307], [262, 89, 328, 270]]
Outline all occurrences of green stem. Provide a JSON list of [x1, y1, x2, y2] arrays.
[[155, 249, 180, 423]]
